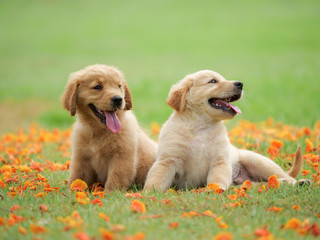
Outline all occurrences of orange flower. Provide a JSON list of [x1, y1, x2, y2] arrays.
[[285, 218, 302, 230], [30, 224, 47, 234], [30, 160, 43, 172], [306, 138, 314, 152], [242, 180, 252, 190], [10, 205, 21, 212], [258, 185, 266, 193], [268, 175, 280, 189], [182, 211, 198, 218], [268, 206, 282, 213], [151, 122, 161, 135], [70, 179, 88, 192], [169, 222, 179, 229], [92, 198, 104, 206], [267, 146, 279, 157], [99, 228, 114, 240], [254, 228, 270, 237], [270, 139, 284, 149], [74, 231, 91, 240], [302, 169, 311, 176], [213, 232, 233, 240], [216, 216, 228, 229], [34, 192, 47, 198], [39, 204, 49, 212], [226, 195, 237, 200], [0, 217, 5, 226], [18, 226, 27, 235], [125, 192, 144, 199], [98, 212, 110, 222], [207, 183, 223, 193], [93, 191, 104, 198], [125, 232, 145, 240], [292, 205, 300, 210], [130, 200, 146, 214]]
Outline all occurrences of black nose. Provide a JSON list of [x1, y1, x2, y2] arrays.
[[111, 96, 123, 108], [234, 81, 243, 90]]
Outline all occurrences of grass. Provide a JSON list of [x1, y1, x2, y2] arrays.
[[0, 0, 320, 132], [0, 120, 319, 239]]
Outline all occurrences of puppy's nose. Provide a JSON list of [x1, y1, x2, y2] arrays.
[[234, 81, 243, 90], [111, 96, 123, 108]]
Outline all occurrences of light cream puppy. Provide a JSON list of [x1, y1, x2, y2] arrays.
[[144, 70, 303, 191], [62, 64, 157, 193]]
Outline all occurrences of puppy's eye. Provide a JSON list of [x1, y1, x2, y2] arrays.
[[93, 85, 103, 90], [208, 79, 217, 84], [118, 84, 121, 89]]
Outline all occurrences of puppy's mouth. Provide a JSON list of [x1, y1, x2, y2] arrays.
[[208, 93, 242, 114], [89, 104, 121, 133]]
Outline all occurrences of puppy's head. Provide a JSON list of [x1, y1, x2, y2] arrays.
[[167, 70, 243, 120], [62, 64, 132, 133]]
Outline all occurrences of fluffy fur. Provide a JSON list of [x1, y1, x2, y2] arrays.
[[144, 70, 306, 191], [62, 64, 157, 193]]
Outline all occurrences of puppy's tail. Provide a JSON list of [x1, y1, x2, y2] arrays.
[[287, 146, 303, 178]]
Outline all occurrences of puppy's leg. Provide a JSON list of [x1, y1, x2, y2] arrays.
[[207, 160, 232, 190], [104, 154, 136, 194], [238, 149, 296, 184], [143, 159, 176, 192], [68, 155, 96, 188]]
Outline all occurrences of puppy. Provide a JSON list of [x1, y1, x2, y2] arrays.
[[144, 70, 305, 191], [62, 64, 157, 193]]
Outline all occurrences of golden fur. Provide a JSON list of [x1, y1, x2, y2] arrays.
[[144, 70, 306, 191], [62, 64, 157, 193]]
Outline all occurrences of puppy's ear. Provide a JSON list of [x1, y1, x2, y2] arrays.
[[62, 77, 79, 116], [166, 77, 193, 113], [124, 83, 133, 110]]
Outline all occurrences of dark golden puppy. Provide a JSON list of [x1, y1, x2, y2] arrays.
[[62, 64, 157, 193]]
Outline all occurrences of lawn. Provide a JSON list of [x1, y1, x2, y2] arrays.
[[0, 120, 319, 239], [0, 0, 320, 131], [0, 0, 320, 239]]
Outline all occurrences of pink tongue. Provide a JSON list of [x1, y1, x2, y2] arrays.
[[103, 111, 121, 133], [226, 102, 242, 114]]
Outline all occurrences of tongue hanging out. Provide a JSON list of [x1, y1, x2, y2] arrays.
[[210, 99, 242, 114], [103, 111, 121, 133]]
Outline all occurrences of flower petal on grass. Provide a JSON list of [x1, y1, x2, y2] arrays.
[[268, 175, 280, 189], [30, 224, 47, 234], [268, 206, 282, 213], [213, 232, 233, 240], [70, 179, 88, 192], [74, 231, 91, 240], [169, 222, 179, 229], [130, 200, 146, 214]]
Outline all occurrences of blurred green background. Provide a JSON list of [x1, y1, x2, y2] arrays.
[[1, 0, 319, 132]]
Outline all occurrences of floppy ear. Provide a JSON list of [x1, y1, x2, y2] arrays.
[[124, 83, 133, 110], [62, 78, 79, 116], [166, 77, 193, 113]]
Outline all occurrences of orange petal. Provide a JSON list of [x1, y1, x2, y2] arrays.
[[130, 200, 146, 214], [213, 232, 233, 240]]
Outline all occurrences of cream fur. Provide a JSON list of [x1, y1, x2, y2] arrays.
[[144, 70, 305, 191], [62, 64, 157, 193]]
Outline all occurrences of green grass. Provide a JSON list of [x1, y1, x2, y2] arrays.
[[0, 0, 320, 132], [0, 120, 319, 239]]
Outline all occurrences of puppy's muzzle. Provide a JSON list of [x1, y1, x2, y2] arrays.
[[234, 81, 243, 90], [111, 96, 123, 109]]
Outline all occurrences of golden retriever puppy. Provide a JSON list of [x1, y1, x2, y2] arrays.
[[62, 64, 157, 193], [144, 70, 306, 191]]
